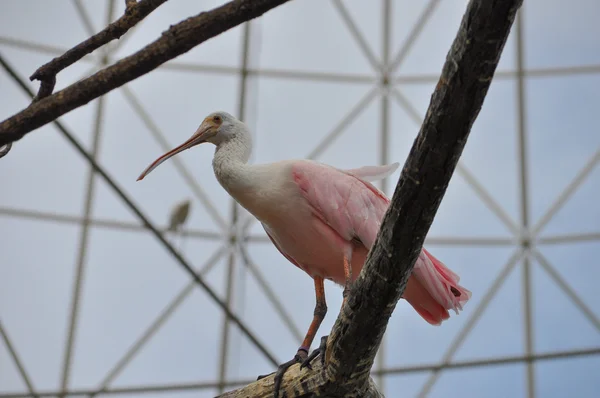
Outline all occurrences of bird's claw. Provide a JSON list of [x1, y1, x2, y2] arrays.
[[256, 337, 328, 398], [257, 350, 307, 398], [300, 335, 328, 370]]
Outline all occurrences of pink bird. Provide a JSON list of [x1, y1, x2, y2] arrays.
[[137, 111, 471, 394]]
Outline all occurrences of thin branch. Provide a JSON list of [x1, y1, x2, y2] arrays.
[[31, 0, 168, 99], [0, 0, 292, 146], [220, 0, 523, 396], [0, 142, 11, 159]]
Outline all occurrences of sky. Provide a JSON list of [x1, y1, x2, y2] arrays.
[[0, 0, 599, 397]]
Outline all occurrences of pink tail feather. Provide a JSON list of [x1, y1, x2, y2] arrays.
[[404, 248, 471, 325]]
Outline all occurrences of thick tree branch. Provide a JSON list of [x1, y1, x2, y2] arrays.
[[219, 0, 522, 396], [30, 0, 169, 99], [0, 0, 291, 147]]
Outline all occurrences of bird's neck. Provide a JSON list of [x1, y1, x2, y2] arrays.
[[212, 134, 255, 198]]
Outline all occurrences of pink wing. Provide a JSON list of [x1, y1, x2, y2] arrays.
[[292, 161, 389, 249], [291, 160, 471, 325]]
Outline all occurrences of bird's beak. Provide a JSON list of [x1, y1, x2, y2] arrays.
[[136, 123, 212, 181]]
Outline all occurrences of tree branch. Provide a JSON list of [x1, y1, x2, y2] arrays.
[[125, 0, 138, 11], [0, 0, 292, 147], [30, 0, 169, 100], [219, 0, 522, 396]]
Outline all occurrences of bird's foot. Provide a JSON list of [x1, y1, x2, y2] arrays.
[[300, 335, 328, 370], [256, 348, 308, 398]]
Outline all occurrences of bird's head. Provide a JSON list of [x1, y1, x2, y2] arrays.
[[136, 111, 243, 181]]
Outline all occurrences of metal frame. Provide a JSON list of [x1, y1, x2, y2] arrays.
[[1, 1, 599, 397]]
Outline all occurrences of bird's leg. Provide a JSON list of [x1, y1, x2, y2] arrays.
[[300, 277, 327, 354], [342, 250, 353, 306], [302, 248, 352, 371], [258, 277, 327, 398]]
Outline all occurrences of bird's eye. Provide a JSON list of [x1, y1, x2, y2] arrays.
[[213, 115, 221, 123]]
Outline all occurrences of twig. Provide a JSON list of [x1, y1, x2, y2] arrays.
[[0, 0, 292, 147], [30, 0, 168, 100], [218, 0, 523, 396], [0, 143, 11, 159]]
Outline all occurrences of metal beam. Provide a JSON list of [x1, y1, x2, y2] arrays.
[[90, 245, 229, 396], [246, 233, 517, 246], [239, 244, 303, 342], [59, 93, 106, 398], [0, 206, 222, 240], [394, 64, 600, 84], [0, 36, 96, 63], [140, 61, 600, 83], [72, 0, 97, 36], [374, 347, 600, 376], [525, 64, 600, 78], [515, 11, 535, 398], [60, 2, 115, 392], [533, 250, 600, 332], [538, 232, 600, 245], [532, 148, 600, 236], [1, 379, 254, 398], [376, 0, 392, 390], [160, 61, 376, 84], [5, 347, 599, 397], [307, 85, 380, 160], [389, 0, 440, 72], [332, 0, 381, 72], [3, 34, 600, 86], [0, 205, 525, 247], [217, 20, 255, 392], [416, 249, 525, 397], [0, 319, 38, 397], [390, 87, 520, 235]]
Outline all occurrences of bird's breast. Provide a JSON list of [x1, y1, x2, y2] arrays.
[[226, 161, 301, 223]]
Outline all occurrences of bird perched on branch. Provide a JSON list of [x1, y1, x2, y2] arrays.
[[137, 111, 471, 396], [167, 198, 191, 233]]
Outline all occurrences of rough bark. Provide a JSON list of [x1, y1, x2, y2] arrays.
[[218, 0, 523, 396], [0, 0, 292, 147]]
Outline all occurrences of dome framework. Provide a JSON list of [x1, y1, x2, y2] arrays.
[[0, 1, 598, 397]]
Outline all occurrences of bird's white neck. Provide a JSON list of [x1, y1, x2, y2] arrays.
[[212, 133, 255, 198]]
